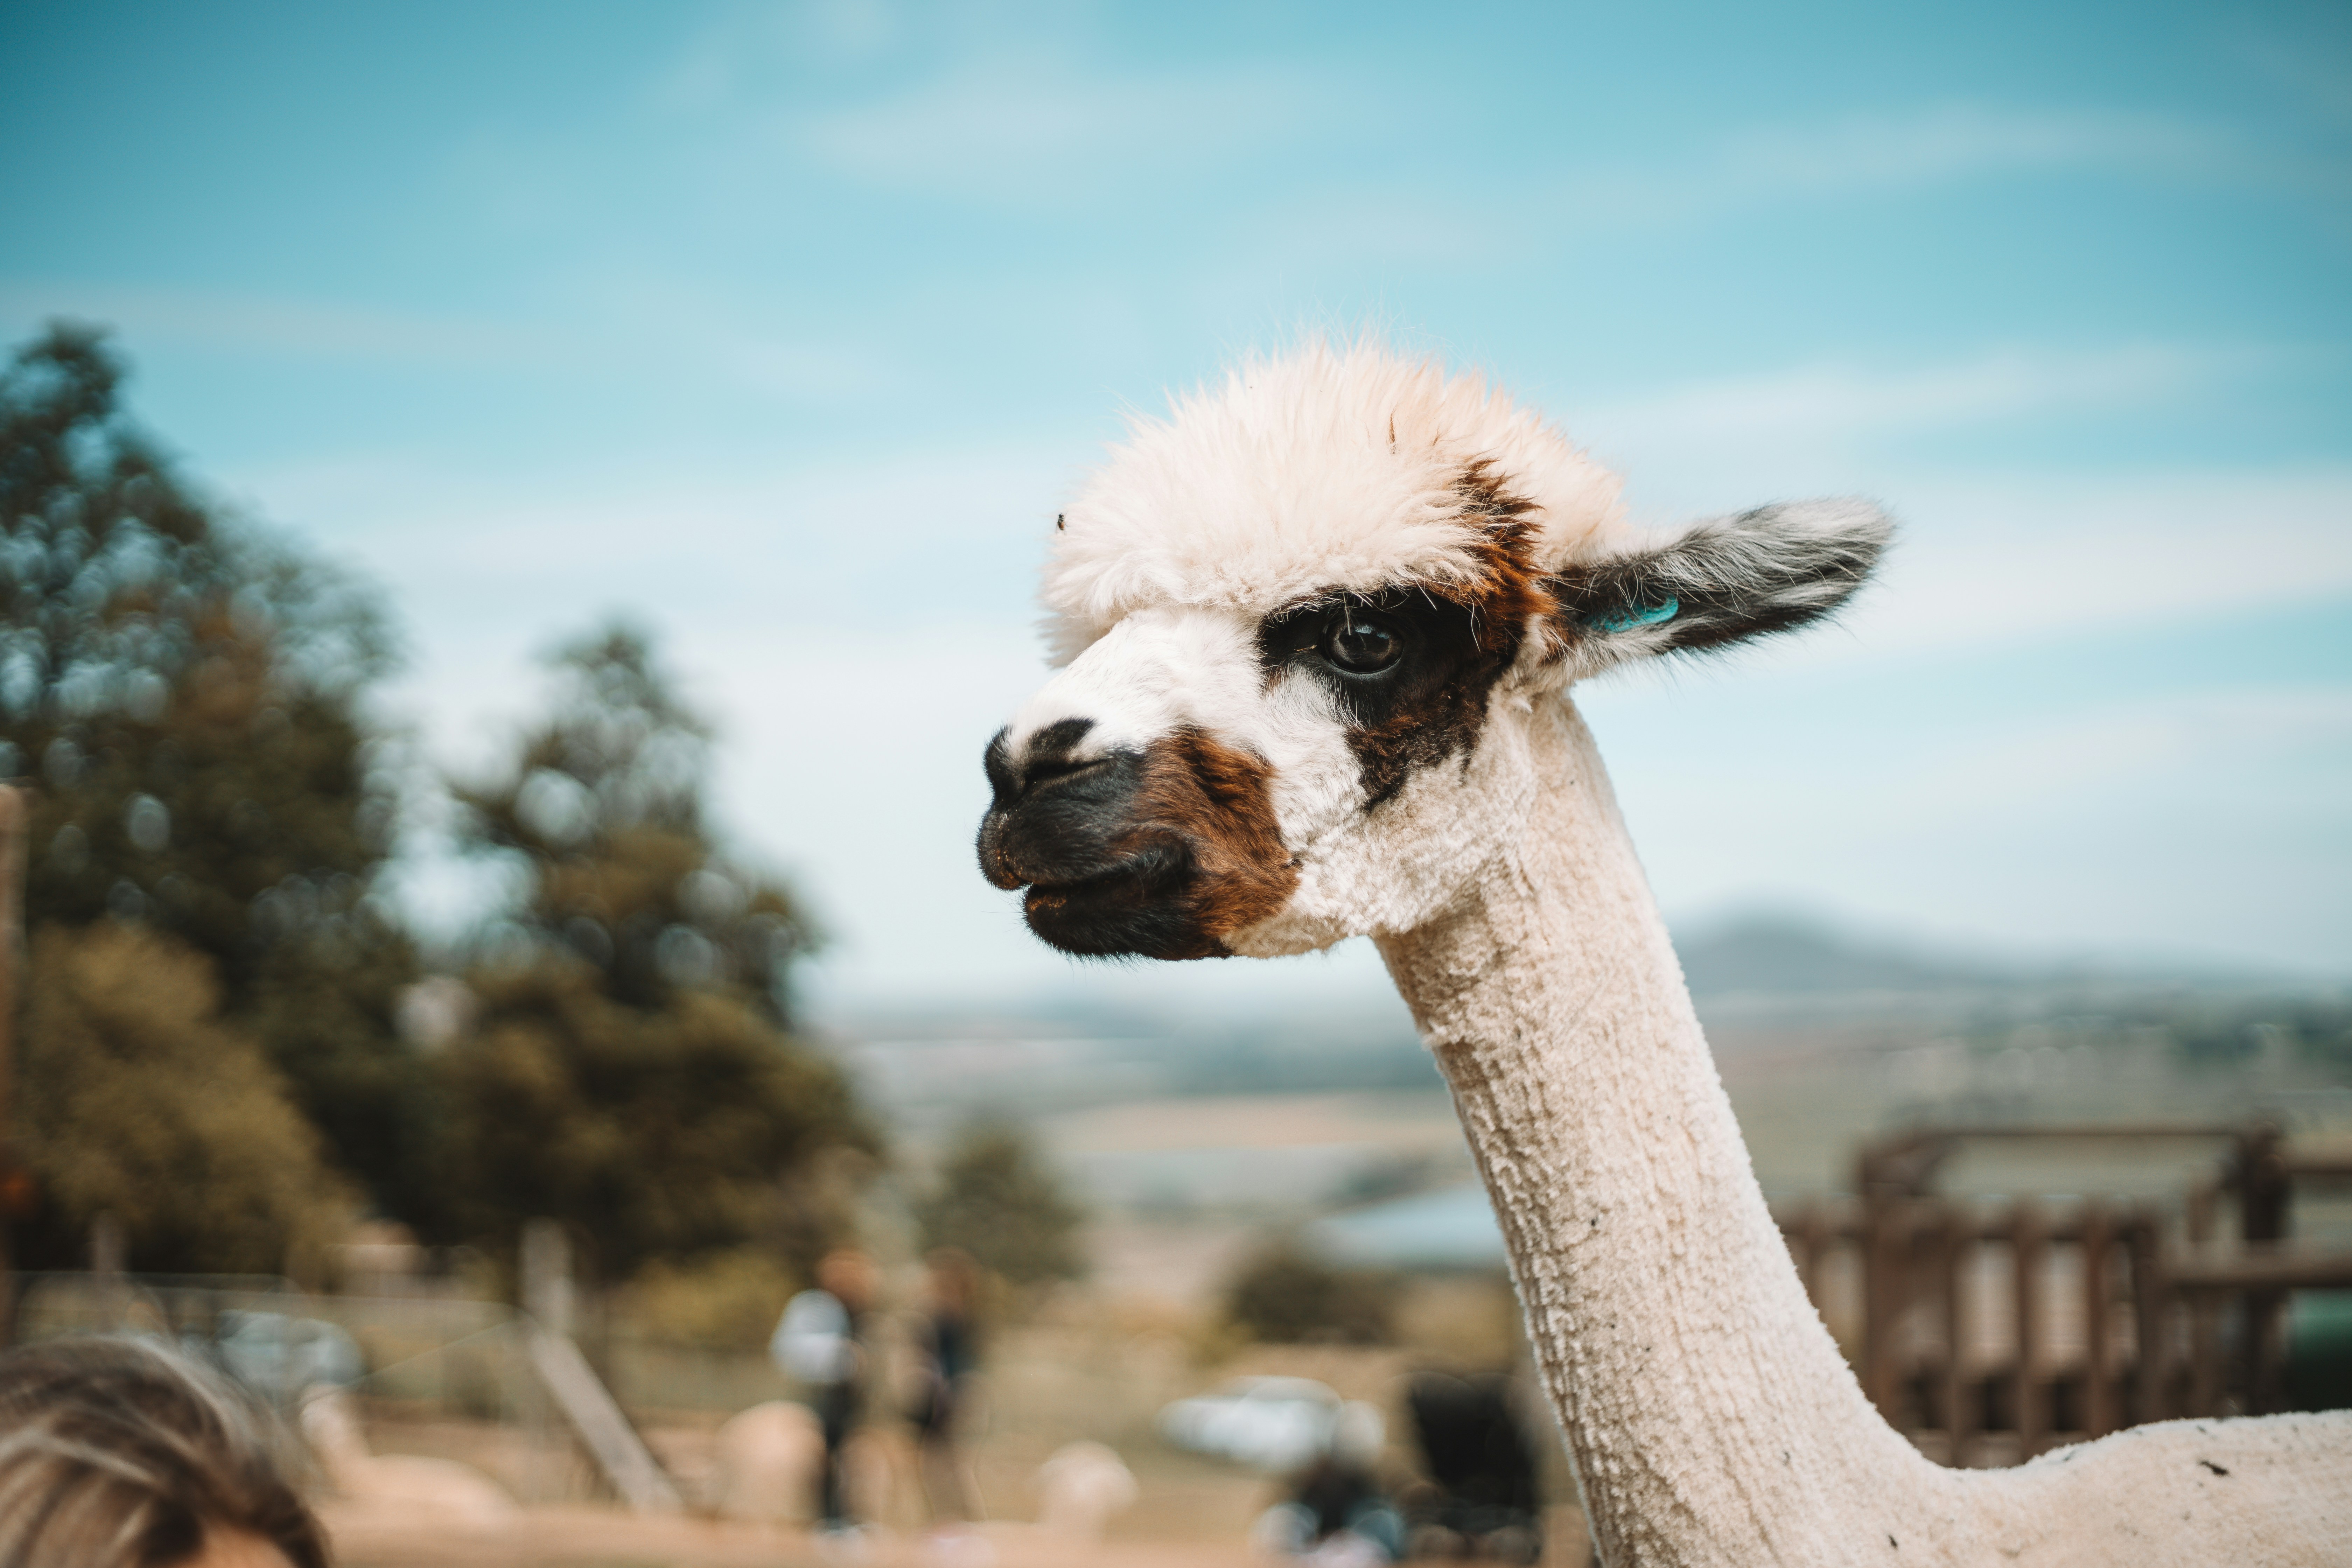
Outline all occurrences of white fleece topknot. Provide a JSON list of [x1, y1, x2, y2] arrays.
[[1041, 341, 1629, 662]]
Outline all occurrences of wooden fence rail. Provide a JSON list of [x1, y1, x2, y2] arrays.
[[1771, 1122, 2352, 1469]]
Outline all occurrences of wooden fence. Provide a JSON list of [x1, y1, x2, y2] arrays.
[[1772, 1124, 2352, 1468]]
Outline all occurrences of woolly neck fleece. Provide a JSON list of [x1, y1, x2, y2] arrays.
[[1376, 693, 2352, 1568]]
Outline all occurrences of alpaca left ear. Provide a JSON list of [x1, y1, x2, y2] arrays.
[[1548, 498, 1891, 664]]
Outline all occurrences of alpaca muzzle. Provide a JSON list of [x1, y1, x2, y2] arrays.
[[975, 721, 1297, 960]]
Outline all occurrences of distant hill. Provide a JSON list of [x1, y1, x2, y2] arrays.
[[1673, 914, 2318, 1004], [1676, 916, 2006, 998], [824, 917, 2343, 1119]]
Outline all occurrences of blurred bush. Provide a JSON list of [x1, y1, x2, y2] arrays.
[[912, 1121, 1086, 1287], [18, 922, 353, 1274], [440, 966, 868, 1283], [621, 1245, 800, 1353], [3, 323, 878, 1289], [454, 625, 816, 1022], [2155, 996, 2352, 1070], [434, 624, 876, 1286], [2, 322, 427, 1255], [1222, 1237, 1395, 1347]]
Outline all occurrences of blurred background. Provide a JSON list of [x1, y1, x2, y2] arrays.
[[1, 3, 2346, 1565]]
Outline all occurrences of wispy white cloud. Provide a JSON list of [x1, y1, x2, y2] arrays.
[[648, 0, 913, 112], [1255, 100, 2311, 270], [790, 53, 1350, 206], [1711, 103, 2234, 193], [1594, 656, 2352, 978], [1529, 341, 2352, 667], [0, 281, 555, 367], [1844, 466, 2352, 657], [0, 274, 907, 407], [1563, 463, 2352, 678], [1846, 686, 2352, 825], [224, 437, 1076, 635], [624, 2, 1357, 211], [1560, 103, 2256, 230], [1577, 342, 2283, 449]]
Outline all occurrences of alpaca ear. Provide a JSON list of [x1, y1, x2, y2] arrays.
[[1549, 498, 1890, 664]]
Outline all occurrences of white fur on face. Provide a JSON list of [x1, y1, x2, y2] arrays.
[[1005, 607, 1277, 762], [1230, 680, 1549, 956], [1038, 341, 1629, 664], [989, 340, 1890, 961], [989, 341, 1626, 953], [999, 597, 1558, 958]]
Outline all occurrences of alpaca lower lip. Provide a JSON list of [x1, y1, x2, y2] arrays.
[[1019, 839, 1189, 907], [1023, 866, 1150, 909], [1017, 847, 1213, 961]]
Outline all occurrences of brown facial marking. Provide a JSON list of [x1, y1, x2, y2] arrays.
[[1260, 461, 1560, 809], [1124, 726, 1297, 955], [1449, 459, 1557, 650], [980, 723, 1296, 961]]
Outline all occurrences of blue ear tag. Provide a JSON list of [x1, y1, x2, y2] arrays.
[[1584, 596, 1679, 634]]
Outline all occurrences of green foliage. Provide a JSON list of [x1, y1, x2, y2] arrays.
[[455, 625, 815, 1021], [912, 1122, 1086, 1286], [2, 326, 865, 1284], [623, 1246, 801, 1353], [16, 923, 353, 1275], [1, 323, 427, 1225], [2171, 998, 2352, 1070], [3, 324, 399, 978], [438, 962, 870, 1281], [433, 624, 869, 1280], [1222, 1237, 1395, 1346], [2040, 993, 2352, 1071]]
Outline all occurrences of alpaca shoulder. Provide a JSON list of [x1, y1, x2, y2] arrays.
[[1975, 1410, 2352, 1566]]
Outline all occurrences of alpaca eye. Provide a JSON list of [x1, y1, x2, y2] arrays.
[[1322, 610, 1404, 675]]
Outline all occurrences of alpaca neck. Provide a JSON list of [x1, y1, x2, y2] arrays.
[[1376, 695, 1952, 1566]]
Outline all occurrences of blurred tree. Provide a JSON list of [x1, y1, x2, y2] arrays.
[[619, 1247, 801, 1354], [911, 1122, 1085, 1286], [14, 922, 352, 1275], [437, 625, 870, 1283], [440, 966, 869, 1282], [1223, 1236, 1394, 1346], [0, 323, 429, 1225], [455, 625, 814, 1020]]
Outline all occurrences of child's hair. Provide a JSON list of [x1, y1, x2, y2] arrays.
[[0, 1335, 331, 1568]]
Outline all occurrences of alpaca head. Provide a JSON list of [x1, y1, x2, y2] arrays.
[[976, 342, 1888, 960]]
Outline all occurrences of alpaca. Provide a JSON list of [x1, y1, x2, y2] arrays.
[[974, 343, 2352, 1566]]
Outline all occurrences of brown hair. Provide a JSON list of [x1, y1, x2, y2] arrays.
[[0, 1336, 331, 1568]]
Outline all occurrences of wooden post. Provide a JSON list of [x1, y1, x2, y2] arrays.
[[520, 1219, 575, 1340], [0, 784, 24, 1349], [522, 1322, 682, 1514], [1861, 1196, 1900, 1419], [2235, 1126, 2289, 1415], [1797, 1201, 1827, 1305], [2012, 1201, 2046, 1458], [1938, 1205, 1972, 1466], [2082, 1201, 2115, 1438], [2184, 1183, 2225, 1415], [2130, 1207, 2170, 1426]]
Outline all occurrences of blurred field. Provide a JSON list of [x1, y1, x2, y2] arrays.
[[317, 1010, 2346, 1567], [327, 1323, 1592, 1568]]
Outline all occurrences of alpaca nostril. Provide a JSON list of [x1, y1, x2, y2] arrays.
[[1022, 753, 1108, 793], [987, 716, 1099, 805]]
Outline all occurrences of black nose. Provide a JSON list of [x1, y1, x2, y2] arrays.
[[982, 716, 1100, 811], [978, 716, 1158, 893]]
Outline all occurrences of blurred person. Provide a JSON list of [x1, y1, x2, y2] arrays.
[[1401, 1371, 1543, 1564], [1250, 1402, 1402, 1567], [906, 1247, 981, 1528], [0, 1335, 331, 1568], [771, 1247, 877, 1535]]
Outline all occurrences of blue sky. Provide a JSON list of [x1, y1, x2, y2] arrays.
[[3, 0, 2347, 1015]]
